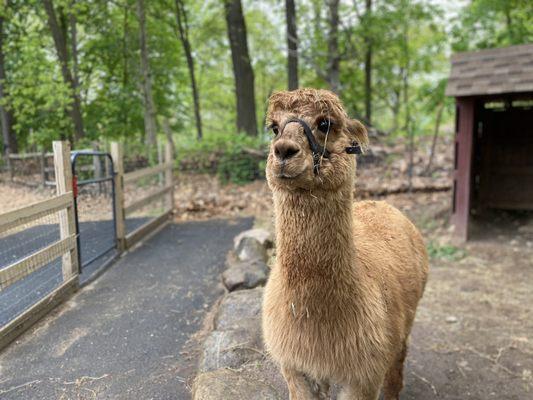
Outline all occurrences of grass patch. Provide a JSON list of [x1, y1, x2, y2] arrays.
[[427, 240, 465, 261]]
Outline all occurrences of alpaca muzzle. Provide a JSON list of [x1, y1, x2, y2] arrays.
[[281, 118, 363, 175]]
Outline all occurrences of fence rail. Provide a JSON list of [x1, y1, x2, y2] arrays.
[[3, 148, 96, 187], [0, 193, 75, 289], [113, 142, 173, 250], [0, 141, 79, 349], [0, 140, 174, 351], [0, 192, 72, 234]]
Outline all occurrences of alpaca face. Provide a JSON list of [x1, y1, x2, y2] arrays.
[[265, 88, 368, 192]]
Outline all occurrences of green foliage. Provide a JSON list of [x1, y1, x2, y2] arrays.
[[427, 241, 465, 261], [0, 0, 531, 169], [451, 0, 533, 51], [175, 131, 269, 185]]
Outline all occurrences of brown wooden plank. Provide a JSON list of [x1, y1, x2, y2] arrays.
[[0, 193, 72, 235], [452, 98, 475, 240], [111, 142, 126, 252], [0, 235, 76, 290], [164, 142, 174, 212], [53, 141, 79, 280], [123, 163, 172, 184], [0, 276, 78, 351], [124, 211, 171, 249], [124, 186, 171, 215]]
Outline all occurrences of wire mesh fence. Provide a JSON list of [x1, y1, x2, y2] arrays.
[[124, 171, 167, 235], [0, 208, 63, 326], [2, 152, 55, 187]]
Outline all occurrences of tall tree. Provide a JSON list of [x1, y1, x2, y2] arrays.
[[326, 0, 340, 94], [364, 0, 372, 125], [224, 0, 258, 136], [0, 7, 17, 155], [402, 2, 413, 191], [175, 0, 203, 141], [68, 7, 80, 94], [137, 0, 157, 147], [43, 0, 85, 141], [285, 0, 298, 90]]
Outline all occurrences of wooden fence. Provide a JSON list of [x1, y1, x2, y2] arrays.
[[3, 145, 101, 187], [111, 141, 174, 250], [0, 140, 175, 350], [0, 141, 79, 349]]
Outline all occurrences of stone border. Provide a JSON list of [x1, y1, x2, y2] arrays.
[[192, 228, 288, 399]]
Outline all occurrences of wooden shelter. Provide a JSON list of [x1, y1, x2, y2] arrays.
[[446, 44, 533, 240]]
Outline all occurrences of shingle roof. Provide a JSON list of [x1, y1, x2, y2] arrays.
[[446, 44, 533, 97]]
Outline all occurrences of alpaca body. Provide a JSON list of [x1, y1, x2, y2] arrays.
[[262, 88, 429, 399], [263, 194, 428, 397]]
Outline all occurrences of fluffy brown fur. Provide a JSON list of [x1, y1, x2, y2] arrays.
[[262, 88, 428, 400]]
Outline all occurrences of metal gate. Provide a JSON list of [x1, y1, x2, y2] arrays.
[[71, 151, 117, 280]]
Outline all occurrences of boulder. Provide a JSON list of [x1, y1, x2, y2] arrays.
[[234, 229, 273, 262], [193, 368, 281, 400], [222, 259, 269, 291], [216, 287, 263, 332], [199, 328, 264, 372]]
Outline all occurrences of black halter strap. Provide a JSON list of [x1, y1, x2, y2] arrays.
[[281, 118, 362, 175]]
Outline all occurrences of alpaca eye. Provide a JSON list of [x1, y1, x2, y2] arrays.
[[270, 124, 279, 136], [317, 119, 331, 133]]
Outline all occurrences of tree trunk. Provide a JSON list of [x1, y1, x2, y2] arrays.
[[68, 8, 80, 92], [224, 0, 258, 136], [285, 0, 298, 90], [43, 0, 85, 141], [424, 101, 444, 175], [364, 0, 372, 125], [403, 22, 413, 191], [327, 0, 340, 94], [137, 0, 157, 148], [175, 0, 203, 141], [122, 5, 129, 136], [0, 12, 17, 155]]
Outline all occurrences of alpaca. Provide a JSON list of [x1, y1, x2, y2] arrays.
[[262, 88, 428, 400]]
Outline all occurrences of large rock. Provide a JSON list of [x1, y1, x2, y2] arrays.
[[193, 367, 282, 400], [199, 328, 264, 372], [222, 259, 269, 291], [234, 229, 273, 262], [216, 287, 263, 332]]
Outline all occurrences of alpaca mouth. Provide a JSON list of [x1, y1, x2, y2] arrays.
[[276, 171, 302, 180]]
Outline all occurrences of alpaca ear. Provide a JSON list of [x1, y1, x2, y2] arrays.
[[346, 119, 369, 151]]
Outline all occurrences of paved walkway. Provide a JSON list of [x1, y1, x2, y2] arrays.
[[0, 218, 252, 400]]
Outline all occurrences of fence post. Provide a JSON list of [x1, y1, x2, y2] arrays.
[[164, 141, 174, 212], [7, 150, 13, 181], [53, 141, 79, 281], [111, 142, 126, 251], [40, 151, 46, 187]]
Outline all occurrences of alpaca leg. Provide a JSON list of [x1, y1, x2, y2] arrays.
[[337, 383, 380, 400], [383, 342, 408, 400], [281, 365, 320, 400]]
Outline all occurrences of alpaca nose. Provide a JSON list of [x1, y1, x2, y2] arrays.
[[274, 140, 300, 161]]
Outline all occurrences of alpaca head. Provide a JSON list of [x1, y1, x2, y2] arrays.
[[265, 88, 368, 193]]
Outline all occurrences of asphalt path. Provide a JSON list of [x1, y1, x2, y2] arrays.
[[0, 218, 252, 399], [0, 217, 150, 327]]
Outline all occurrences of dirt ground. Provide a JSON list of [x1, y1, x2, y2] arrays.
[[385, 192, 533, 399], [180, 182, 533, 398]]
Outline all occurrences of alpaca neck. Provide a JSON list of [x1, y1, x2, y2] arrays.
[[274, 185, 357, 287]]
